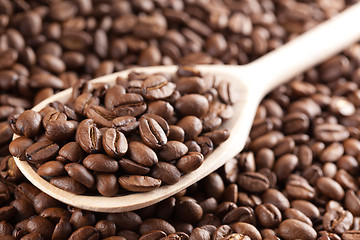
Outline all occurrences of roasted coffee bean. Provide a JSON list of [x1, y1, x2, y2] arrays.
[[65, 163, 94, 188], [76, 119, 102, 153], [102, 128, 128, 158], [255, 203, 282, 228], [230, 222, 261, 240], [11, 110, 42, 138], [70, 209, 96, 230], [278, 219, 316, 240], [158, 141, 188, 162], [323, 208, 353, 234], [106, 93, 146, 117], [96, 173, 119, 197], [9, 137, 33, 159], [237, 172, 269, 193], [141, 75, 175, 100], [37, 161, 65, 177], [112, 116, 139, 133], [177, 116, 203, 140], [86, 105, 117, 128], [175, 94, 209, 117], [139, 116, 167, 148], [316, 177, 345, 201], [147, 100, 174, 121], [284, 208, 312, 226], [26, 216, 54, 239], [150, 162, 181, 185], [127, 141, 158, 167], [95, 220, 116, 239], [83, 154, 118, 173], [45, 120, 78, 142], [118, 175, 161, 192], [50, 176, 86, 194], [222, 206, 255, 225], [176, 152, 204, 173], [139, 218, 175, 235], [56, 142, 84, 163], [262, 188, 290, 211], [25, 140, 59, 164], [342, 230, 360, 240], [68, 226, 99, 240], [285, 179, 315, 200], [118, 158, 150, 175]]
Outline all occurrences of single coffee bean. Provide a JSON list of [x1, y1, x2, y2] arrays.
[[12, 110, 42, 138], [95, 220, 116, 239], [68, 226, 99, 240], [237, 172, 269, 193], [177, 116, 203, 140], [158, 141, 188, 162], [141, 75, 176, 100], [230, 222, 262, 240], [74, 93, 100, 116], [127, 141, 158, 167], [175, 94, 209, 117], [75, 119, 102, 153], [139, 116, 167, 149], [284, 208, 313, 226], [323, 208, 353, 234], [56, 142, 84, 163], [222, 206, 256, 225], [262, 188, 290, 211], [112, 116, 139, 133], [118, 158, 150, 175], [26, 216, 54, 240], [102, 128, 128, 158], [255, 203, 282, 228], [176, 152, 204, 173], [118, 175, 161, 192], [50, 176, 86, 194], [9, 137, 33, 159], [37, 161, 65, 177], [147, 100, 174, 121], [342, 230, 360, 240], [106, 93, 147, 117], [52, 217, 72, 240], [96, 173, 119, 197], [25, 140, 59, 164], [285, 179, 315, 200], [86, 105, 117, 128], [83, 154, 118, 173], [278, 219, 316, 240], [65, 163, 95, 188], [45, 120, 78, 142], [139, 218, 176, 235], [316, 177, 345, 201], [150, 161, 181, 185]]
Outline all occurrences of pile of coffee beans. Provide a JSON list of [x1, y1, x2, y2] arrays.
[[1, 0, 360, 239], [9, 66, 234, 196]]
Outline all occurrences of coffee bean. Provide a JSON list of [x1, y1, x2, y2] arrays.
[[255, 203, 282, 228], [45, 120, 78, 143], [50, 176, 86, 194], [150, 162, 181, 185], [323, 208, 353, 234], [25, 140, 59, 164], [230, 222, 261, 240], [278, 219, 316, 240], [316, 177, 345, 201], [96, 173, 119, 197], [68, 226, 99, 240], [83, 154, 118, 173], [127, 141, 158, 167], [26, 216, 54, 239], [176, 152, 204, 173], [118, 175, 161, 192], [139, 115, 167, 149], [76, 119, 102, 153], [222, 206, 255, 225], [118, 158, 150, 175], [112, 115, 139, 133], [102, 128, 128, 158], [106, 93, 146, 117], [158, 141, 188, 162], [175, 94, 209, 117], [65, 163, 94, 188], [141, 75, 175, 100], [342, 230, 360, 240], [56, 142, 84, 163], [37, 161, 65, 177], [237, 172, 269, 193], [177, 116, 203, 140], [86, 105, 117, 128], [139, 218, 175, 235]]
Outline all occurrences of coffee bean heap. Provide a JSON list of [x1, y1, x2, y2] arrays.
[[9, 66, 234, 196], [1, 0, 360, 239]]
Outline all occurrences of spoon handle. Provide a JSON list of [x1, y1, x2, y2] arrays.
[[247, 2, 360, 96]]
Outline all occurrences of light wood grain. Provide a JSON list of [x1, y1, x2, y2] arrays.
[[13, 2, 360, 212]]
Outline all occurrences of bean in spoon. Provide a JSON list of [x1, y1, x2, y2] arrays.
[[13, 2, 360, 212]]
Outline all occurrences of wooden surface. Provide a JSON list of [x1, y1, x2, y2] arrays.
[[13, 2, 360, 212]]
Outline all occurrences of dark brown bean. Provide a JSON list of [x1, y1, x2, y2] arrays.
[[118, 175, 161, 192]]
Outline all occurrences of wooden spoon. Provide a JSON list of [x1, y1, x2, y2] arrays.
[[13, 3, 360, 212]]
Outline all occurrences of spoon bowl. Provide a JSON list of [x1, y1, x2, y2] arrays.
[[13, 2, 360, 212]]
